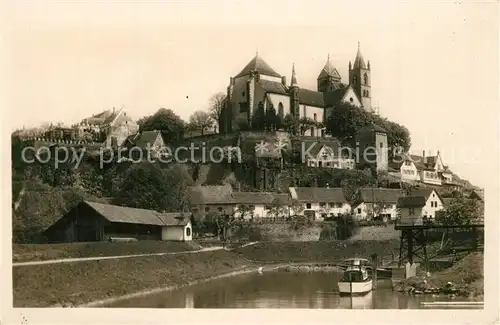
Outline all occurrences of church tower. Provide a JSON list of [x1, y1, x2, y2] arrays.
[[349, 42, 372, 111], [289, 63, 300, 119], [317, 54, 342, 92]]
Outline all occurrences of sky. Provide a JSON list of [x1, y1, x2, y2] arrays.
[[2, 0, 498, 188]]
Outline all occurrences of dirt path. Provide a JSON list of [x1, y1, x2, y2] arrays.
[[13, 242, 260, 267]]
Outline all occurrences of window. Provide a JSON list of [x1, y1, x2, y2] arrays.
[[320, 202, 326, 208], [242, 91, 245, 97], [366, 90, 369, 97], [249, 205, 255, 211], [357, 208, 362, 214], [349, 97, 354, 102], [186, 227, 191, 237], [409, 208, 415, 215], [265, 206, 271, 210], [218, 207, 223, 212], [379, 142, 383, 148], [306, 203, 312, 209], [313, 113, 317, 121], [336, 203, 342, 208], [364, 73, 368, 85], [278, 102, 284, 118], [205, 207, 210, 212]]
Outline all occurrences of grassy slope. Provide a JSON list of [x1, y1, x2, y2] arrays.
[[12, 241, 202, 262], [235, 240, 400, 263], [13, 250, 254, 307]]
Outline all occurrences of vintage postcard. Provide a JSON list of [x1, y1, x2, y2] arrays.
[[1, 0, 498, 324]]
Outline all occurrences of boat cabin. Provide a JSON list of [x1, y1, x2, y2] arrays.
[[342, 258, 370, 282], [344, 258, 369, 267]]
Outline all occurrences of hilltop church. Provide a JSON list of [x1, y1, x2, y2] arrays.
[[221, 43, 373, 135]]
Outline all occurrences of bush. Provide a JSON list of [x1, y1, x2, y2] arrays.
[[335, 214, 359, 240], [319, 222, 337, 240]]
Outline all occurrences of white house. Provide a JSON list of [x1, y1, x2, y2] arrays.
[[289, 187, 351, 221], [353, 188, 405, 221], [406, 188, 444, 220], [232, 192, 290, 219], [396, 196, 427, 226], [300, 139, 355, 170], [159, 213, 192, 241], [396, 151, 457, 187]]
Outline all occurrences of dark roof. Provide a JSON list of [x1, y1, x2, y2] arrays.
[[407, 188, 435, 200], [359, 188, 405, 204], [291, 137, 343, 157], [258, 80, 288, 95], [236, 54, 281, 78], [298, 88, 324, 107], [317, 57, 342, 80], [323, 87, 349, 106], [158, 213, 190, 226], [357, 124, 386, 134], [232, 192, 290, 205], [84, 201, 163, 226], [353, 46, 367, 69], [129, 130, 163, 148], [189, 185, 234, 205], [397, 196, 426, 208], [291, 187, 348, 203], [469, 189, 484, 201]]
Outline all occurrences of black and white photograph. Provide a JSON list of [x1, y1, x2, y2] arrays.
[[1, 0, 498, 324]]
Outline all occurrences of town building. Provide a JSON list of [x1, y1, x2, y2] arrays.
[[222, 43, 372, 134], [298, 137, 355, 169], [405, 188, 444, 220], [43, 201, 192, 243], [353, 188, 405, 221], [232, 192, 290, 219], [189, 185, 235, 218], [392, 151, 459, 188], [72, 107, 139, 148], [355, 124, 389, 171], [289, 187, 351, 220], [396, 196, 427, 226]]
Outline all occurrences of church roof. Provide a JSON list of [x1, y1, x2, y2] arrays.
[[258, 80, 288, 95], [353, 43, 367, 69], [317, 55, 342, 80], [323, 86, 350, 106], [236, 54, 281, 78], [298, 89, 324, 107]]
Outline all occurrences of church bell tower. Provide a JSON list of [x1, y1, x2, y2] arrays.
[[349, 42, 372, 112]]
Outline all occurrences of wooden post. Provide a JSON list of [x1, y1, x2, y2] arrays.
[[371, 253, 378, 289]]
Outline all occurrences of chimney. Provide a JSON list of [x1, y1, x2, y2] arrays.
[[281, 76, 287, 86]]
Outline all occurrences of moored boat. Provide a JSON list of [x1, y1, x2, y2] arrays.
[[337, 258, 373, 296]]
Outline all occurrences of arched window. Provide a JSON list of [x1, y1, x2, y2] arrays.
[[366, 90, 369, 97], [278, 102, 284, 118], [353, 76, 357, 85], [313, 113, 317, 121], [363, 73, 368, 85], [186, 227, 191, 237]]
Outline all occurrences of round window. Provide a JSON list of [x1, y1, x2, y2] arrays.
[[349, 97, 353, 102]]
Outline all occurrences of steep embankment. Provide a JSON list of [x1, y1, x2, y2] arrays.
[[235, 240, 400, 263], [394, 252, 484, 298], [13, 250, 254, 307]]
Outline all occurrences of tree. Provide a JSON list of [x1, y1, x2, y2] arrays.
[[299, 117, 315, 135], [264, 106, 282, 130], [138, 108, 186, 140], [282, 114, 299, 134], [436, 197, 482, 225], [112, 162, 193, 212], [208, 92, 227, 126], [188, 110, 214, 135]]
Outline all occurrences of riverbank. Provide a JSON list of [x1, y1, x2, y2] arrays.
[[13, 250, 254, 307], [12, 241, 202, 263], [234, 240, 400, 264], [393, 252, 484, 299]]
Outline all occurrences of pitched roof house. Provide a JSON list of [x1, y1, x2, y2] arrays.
[[44, 201, 192, 243], [289, 187, 351, 220], [354, 188, 405, 221]]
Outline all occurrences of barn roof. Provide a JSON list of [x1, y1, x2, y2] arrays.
[[232, 192, 290, 205], [85, 201, 166, 226], [397, 196, 426, 208], [189, 185, 234, 205], [359, 188, 405, 204], [290, 187, 348, 203]]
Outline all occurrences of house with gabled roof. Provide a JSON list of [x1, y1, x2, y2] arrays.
[[43, 201, 192, 243], [397, 196, 427, 226], [289, 186, 351, 220], [353, 188, 405, 221], [298, 137, 355, 170], [222, 44, 372, 134], [393, 150, 461, 188], [232, 192, 291, 219], [405, 188, 444, 220], [188, 185, 235, 217]]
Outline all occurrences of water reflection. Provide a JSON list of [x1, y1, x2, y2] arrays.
[[106, 271, 461, 309]]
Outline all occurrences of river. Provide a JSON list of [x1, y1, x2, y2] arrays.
[[105, 270, 470, 309]]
